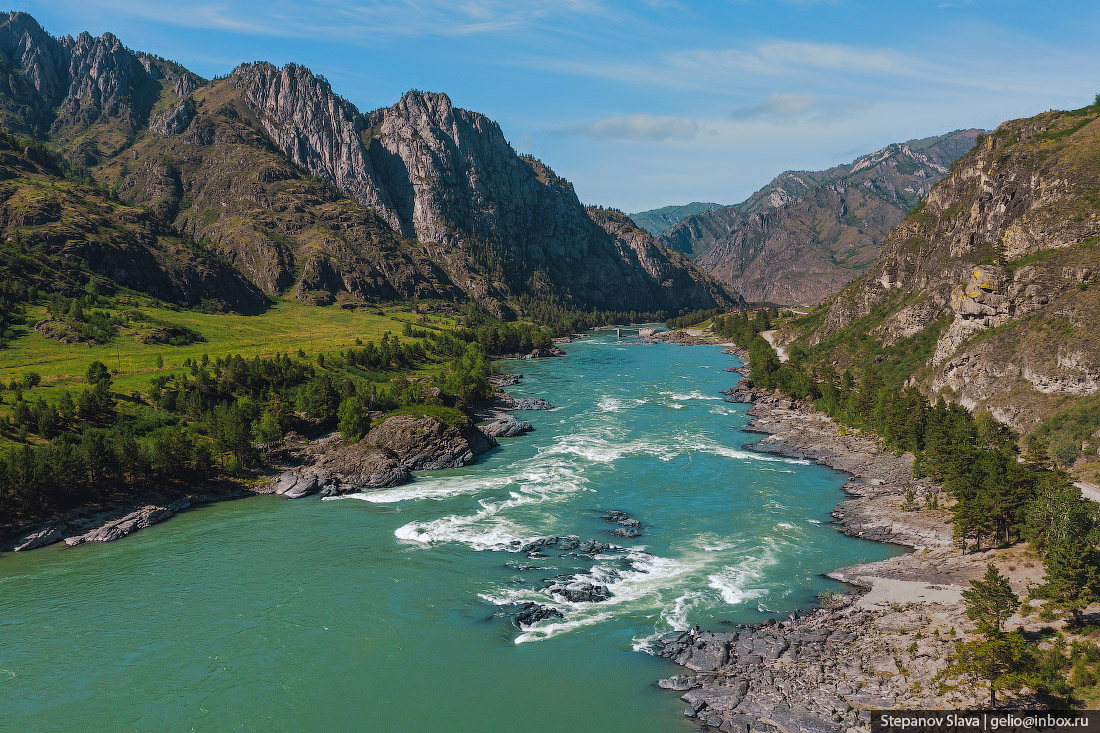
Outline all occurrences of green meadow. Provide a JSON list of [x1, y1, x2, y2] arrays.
[[0, 297, 449, 400]]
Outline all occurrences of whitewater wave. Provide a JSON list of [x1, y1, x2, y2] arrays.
[[510, 550, 700, 643], [394, 459, 588, 550], [596, 395, 648, 412], [679, 436, 813, 466], [707, 547, 778, 605], [542, 434, 680, 463], [661, 590, 708, 631], [660, 390, 722, 402]]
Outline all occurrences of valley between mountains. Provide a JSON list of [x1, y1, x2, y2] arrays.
[[2, 7, 1100, 733]]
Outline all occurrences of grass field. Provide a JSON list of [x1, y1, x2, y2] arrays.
[[0, 297, 453, 401]]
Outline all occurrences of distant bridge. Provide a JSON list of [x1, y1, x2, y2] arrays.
[[615, 327, 655, 338]]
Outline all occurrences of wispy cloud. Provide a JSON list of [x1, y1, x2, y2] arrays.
[[525, 36, 1091, 99], [63, 0, 607, 39], [731, 93, 873, 123], [557, 114, 700, 142]]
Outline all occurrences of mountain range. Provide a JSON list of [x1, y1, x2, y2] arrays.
[[0, 12, 734, 318], [657, 130, 984, 305], [788, 104, 1100, 477], [628, 202, 723, 236]]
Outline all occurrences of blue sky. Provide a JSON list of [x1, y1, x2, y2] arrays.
[[20, 0, 1100, 211]]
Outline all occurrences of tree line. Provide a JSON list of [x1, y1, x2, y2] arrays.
[[0, 328, 495, 519], [725, 324, 1100, 703]]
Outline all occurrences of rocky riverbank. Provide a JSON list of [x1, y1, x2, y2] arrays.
[[650, 356, 1048, 732], [2, 372, 546, 552]]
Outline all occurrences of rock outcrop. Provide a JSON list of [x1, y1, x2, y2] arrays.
[[63, 498, 191, 546], [480, 415, 533, 438], [366, 413, 496, 471], [227, 61, 737, 312], [661, 130, 983, 305], [798, 105, 1100, 448]]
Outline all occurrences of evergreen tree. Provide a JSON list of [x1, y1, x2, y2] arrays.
[[952, 564, 1029, 706], [1039, 537, 1100, 626], [951, 630, 1033, 707], [961, 564, 1018, 634]]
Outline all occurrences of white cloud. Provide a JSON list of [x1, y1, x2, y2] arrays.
[[60, 0, 607, 39], [731, 93, 873, 123], [558, 114, 700, 142]]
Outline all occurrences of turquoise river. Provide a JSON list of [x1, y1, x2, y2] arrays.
[[0, 333, 898, 731]]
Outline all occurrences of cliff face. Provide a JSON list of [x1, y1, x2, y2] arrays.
[[660, 130, 983, 305], [100, 79, 465, 306], [801, 105, 1100, 437], [585, 208, 738, 312], [0, 12, 201, 162], [0, 13, 735, 315], [229, 62, 735, 311]]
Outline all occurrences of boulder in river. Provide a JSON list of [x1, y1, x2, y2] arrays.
[[480, 415, 534, 438], [503, 397, 554, 411], [513, 602, 564, 628], [546, 578, 611, 603]]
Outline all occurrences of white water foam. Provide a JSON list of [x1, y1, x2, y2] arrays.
[[510, 550, 700, 643], [660, 390, 722, 402], [596, 395, 647, 412], [707, 548, 778, 605], [393, 459, 587, 550], [333, 472, 517, 504], [542, 434, 680, 463], [680, 437, 813, 466], [660, 590, 708, 631]]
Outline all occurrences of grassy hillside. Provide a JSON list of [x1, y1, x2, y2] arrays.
[[0, 295, 443, 402]]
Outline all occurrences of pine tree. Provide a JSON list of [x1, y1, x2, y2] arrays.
[[1040, 537, 1100, 626], [952, 564, 1029, 706], [962, 564, 1018, 634], [951, 630, 1033, 707]]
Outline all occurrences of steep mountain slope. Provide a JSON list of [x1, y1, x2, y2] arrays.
[[794, 103, 1100, 471], [585, 207, 736, 311], [229, 62, 732, 312], [628, 202, 722, 236], [0, 133, 262, 312], [98, 80, 466, 306], [0, 13, 734, 315], [661, 130, 983, 305]]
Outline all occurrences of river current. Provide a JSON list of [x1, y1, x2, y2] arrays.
[[0, 333, 897, 731]]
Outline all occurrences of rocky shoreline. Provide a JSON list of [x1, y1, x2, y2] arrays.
[[1, 372, 548, 552], [648, 338, 1046, 732]]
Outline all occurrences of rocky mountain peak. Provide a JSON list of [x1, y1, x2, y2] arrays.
[[659, 129, 984, 305], [0, 12, 737, 316], [801, 106, 1100, 438]]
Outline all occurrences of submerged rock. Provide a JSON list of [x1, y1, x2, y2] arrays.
[[503, 397, 554, 411], [513, 602, 564, 628]]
